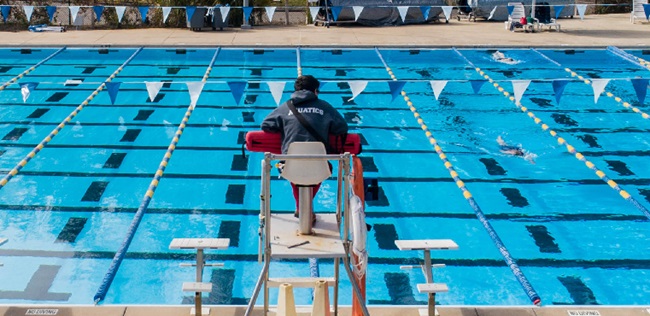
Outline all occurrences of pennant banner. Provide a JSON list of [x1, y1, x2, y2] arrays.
[[228, 81, 247, 105], [630, 78, 649, 104], [93, 6, 104, 22], [576, 4, 587, 20], [20, 82, 38, 103], [512, 80, 531, 103], [470, 80, 486, 94], [145, 81, 164, 102], [507, 5, 515, 16], [186, 82, 205, 109], [23, 6, 34, 22], [69, 6, 80, 24], [430, 80, 447, 100], [309, 7, 320, 21], [106, 82, 121, 105], [420, 6, 431, 20], [442, 6, 453, 21], [348, 81, 368, 101], [553, 5, 564, 20], [162, 7, 172, 23], [138, 6, 149, 23], [319, 81, 327, 90], [388, 81, 406, 102], [331, 6, 342, 21], [115, 6, 126, 23], [644, 4, 650, 19], [591, 78, 609, 104], [265, 6, 276, 21], [186, 6, 196, 22], [397, 6, 409, 22], [243, 6, 253, 22], [220, 7, 230, 23], [552, 79, 570, 104], [266, 81, 286, 106], [352, 6, 363, 21], [487, 6, 498, 20], [47, 6, 57, 22], [1, 6, 11, 22]]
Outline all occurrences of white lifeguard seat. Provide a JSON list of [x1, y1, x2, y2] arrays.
[[281, 142, 331, 185]]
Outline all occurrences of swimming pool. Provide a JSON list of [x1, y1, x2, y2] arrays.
[[0, 46, 649, 306]]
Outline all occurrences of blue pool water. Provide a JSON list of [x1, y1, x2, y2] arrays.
[[0, 47, 649, 306]]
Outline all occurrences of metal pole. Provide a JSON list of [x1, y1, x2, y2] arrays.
[[195, 249, 204, 316], [298, 187, 314, 234]]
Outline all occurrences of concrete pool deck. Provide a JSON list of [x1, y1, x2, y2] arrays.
[[1, 11, 650, 316], [0, 13, 648, 47]]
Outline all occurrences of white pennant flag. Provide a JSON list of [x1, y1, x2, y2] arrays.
[[511, 80, 531, 103], [162, 7, 172, 23], [429, 80, 448, 100], [348, 81, 368, 101], [576, 4, 587, 20], [186, 82, 205, 109], [352, 6, 364, 21], [265, 7, 276, 21], [24, 6, 34, 22], [69, 6, 80, 24], [220, 7, 230, 23], [397, 6, 409, 22], [309, 7, 320, 21], [266, 81, 286, 106], [591, 79, 609, 104], [487, 6, 498, 20], [441, 6, 453, 21], [115, 6, 126, 22], [21, 85, 33, 103], [145, 81, 164, 102]]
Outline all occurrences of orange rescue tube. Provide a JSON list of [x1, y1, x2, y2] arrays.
[[351, 155, 366, 316]]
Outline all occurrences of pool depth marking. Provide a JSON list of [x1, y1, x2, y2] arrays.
[[463, 49, 650, 220], [376, 47, 542, 306], [93, 47, 221, 304], [532, 49, 650, 120], [0, 48, 142, 190], [0, 47, 66, 92]]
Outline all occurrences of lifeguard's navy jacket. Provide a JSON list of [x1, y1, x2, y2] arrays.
[[261, 90, 348, 154]]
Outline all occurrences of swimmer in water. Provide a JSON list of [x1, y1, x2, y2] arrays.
[[492, 51, 519, 65], [497, 136, 536, 164]]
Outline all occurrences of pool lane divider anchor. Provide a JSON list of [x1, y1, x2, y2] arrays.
[[608, 46, 650, 72], [93, 47, 222, 304], [471, 64, 650, 221], [0, 47, 66, 92], [375, 47, 542, 306], [0, 47, 143, 190], [531, 48, 650, 120]]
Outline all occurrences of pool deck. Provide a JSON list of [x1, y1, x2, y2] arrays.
[[0, 13, 648, 47], [1, 11, 650, 316]]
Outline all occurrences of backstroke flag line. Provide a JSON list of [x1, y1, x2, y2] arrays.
[[348, 81, 368, 101], [265, 7, 276, 21], [631, 78, 649, 104], [430, 80, 447, 100], [576, 4, 587, 20], [591, 79, 609, 104], [220, 7, 230, 23], [552, 79, 570, 104], [398, 6, 409, 22], [23, 6, 34, 22], [420, 6, 431, 20], [94, 6, 104, 22], [442, 6, 453, 21], [20, 82, 38, 103], [388, 81, 406, 102], [228, 81, 247, 104], [47, 6, 57, 21], [115, 6, 126, 23], [353, 6, 364, 21], [267, 81, 286, 106], [309, 7, 320, 21], [470, 80, 486, 94], [106, 82, 121, 105], [512, 80, 531, 103], [162, 7, 172, 22], [69, 6, 80, 24]]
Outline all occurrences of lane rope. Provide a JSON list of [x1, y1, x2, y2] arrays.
[[0, 47, 66, 92]]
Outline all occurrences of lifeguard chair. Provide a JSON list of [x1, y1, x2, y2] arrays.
[[244, 132, 368, 316]]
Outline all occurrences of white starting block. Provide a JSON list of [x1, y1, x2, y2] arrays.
[[395, 239, 458, 316], [170, 238, 230, 316]]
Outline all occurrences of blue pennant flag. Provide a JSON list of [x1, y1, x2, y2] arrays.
[[46, 6, 57, 22], [644, 4, 650, 19], [319, 81, 327, 91], [186, 6, 196, 22], [106, 82, 121, 105], [420, 6, 431, 20], [94, 6, 104, 22], [553, 5, 564, 19], [243, 6, 253, 22], [138, 6, 149, 23], [228, 81, 247, 105], [388, 81, 407, 102], [20, 82, 38, 103], [469, 80, 485, 94], [331, 6, 342, 21], [507, 5, 514, 16], [552, 79, 570, 105], [1, 6, 10, 22], [631, 78, 649, 104]]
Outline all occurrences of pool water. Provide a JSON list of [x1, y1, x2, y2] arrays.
[[0, 47, 649, 306]]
